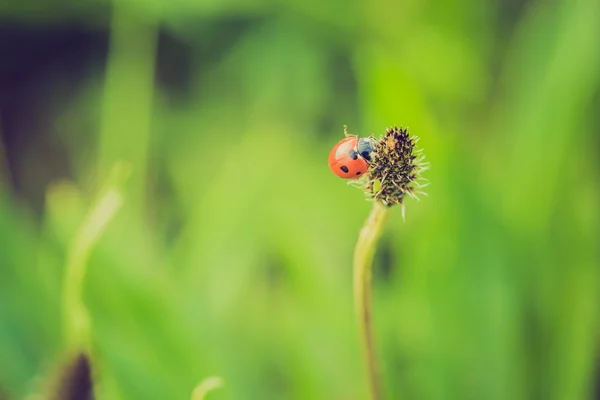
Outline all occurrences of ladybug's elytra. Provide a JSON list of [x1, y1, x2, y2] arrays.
[[328, 135, 376, 179]]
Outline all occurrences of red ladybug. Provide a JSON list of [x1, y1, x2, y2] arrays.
[[328, 135, 376, 179]]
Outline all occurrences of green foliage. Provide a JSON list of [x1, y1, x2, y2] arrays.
[[0, 0, 599, 399]]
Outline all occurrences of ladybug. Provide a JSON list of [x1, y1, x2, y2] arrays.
[[328, 134, 377, 179]]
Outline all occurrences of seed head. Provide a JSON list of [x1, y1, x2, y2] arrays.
[[362, 126, 428, 209]]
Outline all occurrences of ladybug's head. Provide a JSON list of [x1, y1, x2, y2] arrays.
[[357, 137, 377, 161]]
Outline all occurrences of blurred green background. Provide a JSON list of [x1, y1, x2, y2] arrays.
[[1, 0, 599, 398]]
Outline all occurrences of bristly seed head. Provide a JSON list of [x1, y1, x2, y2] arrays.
[[361, 126, 428, 208]]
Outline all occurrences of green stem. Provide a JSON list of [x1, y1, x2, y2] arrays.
[[62, 163, 128, 350], [353, 202, 389, 400], [98, 4, 157, 216], [191, 377, 224, 400]]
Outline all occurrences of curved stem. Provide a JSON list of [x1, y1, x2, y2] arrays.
[[62, 163, 128, 350], [191, 377, 224, 400], [353, 202, 389, 400]]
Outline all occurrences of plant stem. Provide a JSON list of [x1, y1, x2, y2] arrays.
[[191, 377, 224, 400], [354, 202, 389, 400], [62, 163, 128, 350], [98, 4, 157, 217]]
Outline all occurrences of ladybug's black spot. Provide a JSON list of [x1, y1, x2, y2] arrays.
[[340, 165, 349, 173], [356, 171, 361, 175], [348, 149, 359, 160]]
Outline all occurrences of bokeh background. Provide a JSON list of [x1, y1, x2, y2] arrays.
[[1, 0, 599, 398]]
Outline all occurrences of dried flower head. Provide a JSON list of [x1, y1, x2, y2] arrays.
[[361, 126, 428, 211]]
